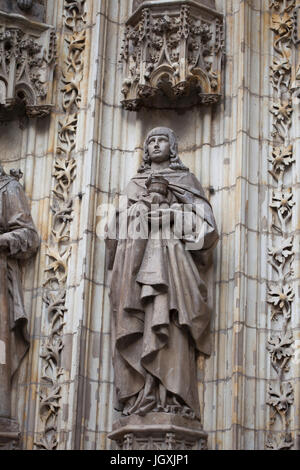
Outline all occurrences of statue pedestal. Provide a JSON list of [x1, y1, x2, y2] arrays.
[[0, 417, 20, 450], [108, 413, 208, 450]]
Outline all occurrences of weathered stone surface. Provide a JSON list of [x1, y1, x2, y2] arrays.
[[0, 417, 20, 450], [0, 0, 299, 451]]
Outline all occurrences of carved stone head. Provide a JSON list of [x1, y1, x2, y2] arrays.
[[138, 127, 188, 173]]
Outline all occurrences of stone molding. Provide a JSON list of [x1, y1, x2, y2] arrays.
[[121, 0, 224, 110], [0, 9, 56, 120]]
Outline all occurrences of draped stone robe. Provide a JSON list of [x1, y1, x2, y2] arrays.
[[0, 175, 39, 378], [107, 169, 218, 419]]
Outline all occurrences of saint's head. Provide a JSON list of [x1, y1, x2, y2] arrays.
[[138, 127, 188, 173]]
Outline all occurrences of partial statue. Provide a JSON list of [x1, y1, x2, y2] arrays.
[[0, 164, 39, 421], [107, 128, 219, 422]]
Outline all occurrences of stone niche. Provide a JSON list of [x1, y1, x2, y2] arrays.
[[121, 0, 224, 110], [0, 5, 56, 121]]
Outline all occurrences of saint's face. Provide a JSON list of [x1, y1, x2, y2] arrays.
[[147, 134, 170, 164]]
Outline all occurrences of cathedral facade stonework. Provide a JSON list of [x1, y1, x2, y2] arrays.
[[0, 0, 299, 450]]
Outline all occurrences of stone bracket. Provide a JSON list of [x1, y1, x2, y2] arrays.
[[108, 413, 208, 450], [0, 9, 56, 121]]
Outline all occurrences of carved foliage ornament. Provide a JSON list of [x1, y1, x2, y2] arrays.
[[35, 0, 86, 451], [121, 1, 224, 110], [267, 0, 296, 450], [0, 12, 56, 120]]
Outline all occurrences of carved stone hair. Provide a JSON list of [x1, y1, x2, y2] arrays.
[[138, 127, 189, 173]]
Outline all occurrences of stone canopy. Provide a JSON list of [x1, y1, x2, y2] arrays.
[[122, 0, 224, 110]]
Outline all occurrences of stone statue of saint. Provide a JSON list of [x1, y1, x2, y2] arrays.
[[0, 164, 39, 419], [107, 128, 218, 421]]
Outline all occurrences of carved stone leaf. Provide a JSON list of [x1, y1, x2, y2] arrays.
[[268, 237, 294, 264], [45, 247, 71, 284], [268, 284, 294, 311], [268, 145, 294, 173], [271, 12, 294, 35], [39, 385, 62, 413], [267, 332, 294, 362], [53, 158, 77, 187], [266, 433, 294, 450], [270, 189, 294, 217], [35, 434, 58, 451], [267, 382, 294, 413], [271, 101, 293, 123]]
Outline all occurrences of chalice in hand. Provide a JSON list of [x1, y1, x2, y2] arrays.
[[144, 173, 169, 206]]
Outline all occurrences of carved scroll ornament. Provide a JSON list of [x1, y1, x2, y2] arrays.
[[0, 10, 56, 120], [121, 0, 224, 110]]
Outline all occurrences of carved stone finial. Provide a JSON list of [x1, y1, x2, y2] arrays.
[[122, 0, 224, 110], [17, 0, 33, 11]]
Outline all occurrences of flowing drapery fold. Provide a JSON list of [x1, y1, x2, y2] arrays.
[[108, 169, 218, 417]]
